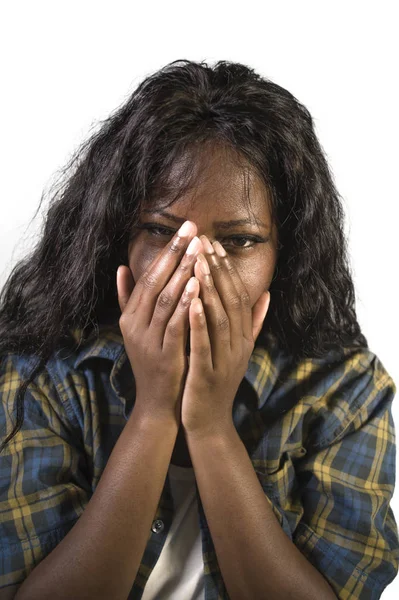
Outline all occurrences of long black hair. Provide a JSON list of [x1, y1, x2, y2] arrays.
[[0, 59, 367, 453]]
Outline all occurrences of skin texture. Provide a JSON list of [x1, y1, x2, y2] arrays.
[[126, 148, 278, 467], [124, 155, 336, 596], [128, 150, 278, 328]]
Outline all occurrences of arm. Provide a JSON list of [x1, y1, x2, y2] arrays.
[[186, 423, 337, 600], [15, 406, 178, 600], [186, 359, 399, 600]]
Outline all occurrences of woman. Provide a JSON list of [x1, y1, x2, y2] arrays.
[[0, 59, 397, 600]]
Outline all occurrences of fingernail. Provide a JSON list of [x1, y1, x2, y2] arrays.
[[212, 240, 227, 257], [197, 253, 210, 275], [200, 235, 215, 254], [186, 236, 201, 255], [185, 277, 198, 293], [177, 220, 193, 237]]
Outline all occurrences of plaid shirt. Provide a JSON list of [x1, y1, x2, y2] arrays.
[[1, 324, 398, 599]]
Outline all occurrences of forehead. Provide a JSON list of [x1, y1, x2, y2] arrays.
[[144, 143, 272, 225]]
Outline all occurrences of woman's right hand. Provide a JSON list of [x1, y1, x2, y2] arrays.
[[116, 221, 203, 424]]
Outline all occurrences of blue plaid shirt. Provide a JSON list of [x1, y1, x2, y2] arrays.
[[1, 324, 398, 599]]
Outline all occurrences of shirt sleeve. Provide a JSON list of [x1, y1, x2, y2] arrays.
[[0, 355, 92, 589], [293, 354, 399, 599]]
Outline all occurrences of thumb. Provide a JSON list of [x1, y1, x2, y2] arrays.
[[251, 291, 271, 342], [117, 266, 135, 314]]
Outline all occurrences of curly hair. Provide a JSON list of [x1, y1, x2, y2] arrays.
[[0, 58, 367, 454]]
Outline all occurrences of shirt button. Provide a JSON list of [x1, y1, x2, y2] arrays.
[[151, 519, 164, 534]]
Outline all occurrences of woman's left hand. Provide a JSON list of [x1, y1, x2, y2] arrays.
[[181, 236, 271, 438]]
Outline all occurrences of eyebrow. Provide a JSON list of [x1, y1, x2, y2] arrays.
[[142, 209, 270, 231]]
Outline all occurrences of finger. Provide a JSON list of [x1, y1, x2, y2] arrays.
[[198, 236, 243, 352], [189, 297, 212, 371], [150, 235, 203, 332], [117, 265, 135, 313], [163, 276, 200, 353], [123, 220, 197, 326], [193, 254, 231, 368], [211, 244, 253, 344], [252, 291, 271, 342]]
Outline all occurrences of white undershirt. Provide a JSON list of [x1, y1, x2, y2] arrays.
[[141, 462, 205, 599]]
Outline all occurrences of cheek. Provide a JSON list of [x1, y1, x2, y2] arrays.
[[235, 259, 275, 308], [235, 270, 264, 309], [128, 243, 160, 283]]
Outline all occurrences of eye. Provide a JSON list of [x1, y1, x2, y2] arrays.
[[138, 224, 267, 251], [140, 224, 175, 237], [225, 235, 263, 249]]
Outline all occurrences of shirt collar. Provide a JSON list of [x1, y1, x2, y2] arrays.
[[71, 325, 124, 367]]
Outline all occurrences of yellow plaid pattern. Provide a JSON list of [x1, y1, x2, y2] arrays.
[[1, 324, 398, 598]]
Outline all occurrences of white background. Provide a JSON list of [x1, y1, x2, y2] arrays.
[[1, 1, 398, 597]]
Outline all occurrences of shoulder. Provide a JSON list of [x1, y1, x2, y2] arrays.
[[254, 333, 396, 450], [291, 344, 396, 449], [0, 324, 125, 433]]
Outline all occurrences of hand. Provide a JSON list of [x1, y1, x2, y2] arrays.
[[117, 221, 204, 424], [181, 236, 271, 438]]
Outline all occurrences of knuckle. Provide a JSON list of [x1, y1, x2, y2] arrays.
[[198, 344, 210, 359], [141, 271, 158, 290], [165, 319, 180, 338], [240, 291, 251, 306], [226, 262, 235, 277], [168, 239, 183, 255], [180, 291, 192, 309], [178, 261, 190, 275], [228, 294, 241, 309], [204, 277, 215, 293], [211, 261, 223, 274], [217, 314, 230, 331], [157, 291, 174, 310]]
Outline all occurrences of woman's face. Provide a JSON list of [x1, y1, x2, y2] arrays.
[[128, 154, 279, 317]]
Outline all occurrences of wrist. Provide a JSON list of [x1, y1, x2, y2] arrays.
[[131, 402, 180, 431]]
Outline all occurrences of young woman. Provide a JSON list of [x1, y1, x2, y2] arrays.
[[0, 59, 397, 600]]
